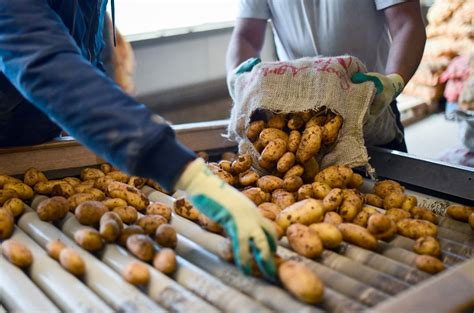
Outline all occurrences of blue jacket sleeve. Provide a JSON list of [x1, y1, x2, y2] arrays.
[[0, 0, 196, 190]]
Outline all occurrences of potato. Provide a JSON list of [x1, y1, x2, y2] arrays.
[[296, 111, 313, 123], [373, 180, 404, 198], [246, 120, 266, 141], [367, 213, 392, 234], [396, 219, 437, 239], [323, 212, 343, 226], [155, 224, 178, 248], [287, 224, 323, 258], [112, 206, 138, 224], [259, 128, 289, 146], [107, 181, 149, 211], [267, 114, 286, 129], [470, 212, 474, 229], [100, 163, 113, 174], [221, 152, 238, 162], [322, 115, 343, 145], [337, 223, 378, 250], [278, 260, 324, 304], [306, 115, 327, 128], [352, 207, 377, 228], [59, 248, 86, 276], [4, 182, 34, 200], [410, 207, 438, 224], [51, 182, 75, 198], [385, 208, 411, 223], [253, 139, 265, 153], [122, 261, 150, 285], [314, 165, 353, 188], [383, 191, 406, 210], [282, 176, 304, 192], [271, 189, 296, 210], [276, 199, 324, 231], [257, 176, 283, 192], [302, 158, 319, 184], [0, 209, 14, 239], [231, 154, 252, 174], [153, 248, 177, 275], [415, 255, 444, 274], [288, 115, 305, 130], [74, 229, 103, 252], [0, 189, 18, 206], [277, 152, 296, 173], [309, 222, 343, 249], [146, 202, 172, 221], [296, 126, 322, 163], [446, 205, 473, 222], [215, 169, 235, 186], [23, 167, 48, 186], [126, 234, 155, 261], [346, 173, 363, 189], [322, 188, 343, 212], [239, 170, 260, 187], [46, 240, 66, 261], [197, 213, 222, 233], [74, 182, 97, 193], [137, 215, 167, 235], [258, 157, 275, 171], [67, 193, 96, 211], [100, 218, 121, 243], [287, 130, 301, 153], [118, 225, 144, 246], [365, 193, 383, 207], [128, 176, 146, 189], [36, 196, 69, 222], [312, 182, 332, 199], [63, 177, 81, 187], [100, 211, 124, 230], [102, 198, 128, 209], [297, 184, 314, 201], [401, 195, 417, 211], [413, 236, 441, 257], [106, 171, 129, 183], [3, 198, 24, 218], [338, 189, 364, 222], [75, 201, 108, 226], [374, 220, 397, 241], [94, 176, 115, 192], [196, 151, 209, 161], [219, 160, 233, 173], [1, 240, 33, 268], [0, 175, 22, 188], [80, 168, 105, 181], [240, 188, 264, 205], [33, 180, 61, 195], [284, 165, 305, 179], [173, 198, 200, 221], [257, 202, 281, 221]]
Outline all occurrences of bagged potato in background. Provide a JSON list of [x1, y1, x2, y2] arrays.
[[227, 55, 397, 172]]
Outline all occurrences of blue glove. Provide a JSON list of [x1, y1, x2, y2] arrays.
[[352, 72, 405, 117], [175, 158, 277, 280], [227, 58, 262, 100]]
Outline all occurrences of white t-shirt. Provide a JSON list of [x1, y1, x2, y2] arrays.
[[238, 0, 408, 73]]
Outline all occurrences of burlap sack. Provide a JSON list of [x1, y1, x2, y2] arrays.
[[228, 56, 386, 172]]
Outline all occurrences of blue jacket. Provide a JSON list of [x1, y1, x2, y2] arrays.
[[0, 0, 196, 190]]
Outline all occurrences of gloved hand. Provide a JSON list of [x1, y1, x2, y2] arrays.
[[175, 158, 277, 279], [352, 72, 405, 117], [227, 58, 262, 100]]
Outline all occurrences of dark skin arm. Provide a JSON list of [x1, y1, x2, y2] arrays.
[[226, 18, 267, 73], [384, 0, 426, 83]]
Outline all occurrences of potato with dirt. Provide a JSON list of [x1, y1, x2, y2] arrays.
[[51, 182, 76, 198], [365, 193, 383, 208], [46, 240, 66, 260], [267, 114, 286, 129], [297, 184, 314, 201], [347, 173, 364, 189], [246, 120, 266, 141], [383, 191, 406, 210], [259, 128, 289, 146], [112, 206, 138, 224], [173, 197, 201, 221], [102, 198, 128, 210], [23, 167, 48, 186], [0, 209, 14, 239], [63, 177, 81, 187], [323, 212, 343, 226], [155, 224, 178, 248], [278, 260, 324, 304], [1, 240, 33, 268], [322, 188, 343, 212], [261, 138, 287, 162], [198, 213, 223, 233], [312, 182, 332, 199], [401, 195, 418, 211], [137, 215, 167, 235], [67, 193, 96, 211], [80, 168, 105, 181], [287, 114, 305, 130], [153, 248, 177, 275], [322, 114, 343, 145], [314, 165, 353, 189], [284, 165, 304, 179], [59, 248, 86, 276], [275, 199, 324, 231], [122, 261, 150, 285], [338, 189, 364, 222], [396, 219, 437, 239], [146, 202, 172, 221], [385, 208, 411, 223], [231, 153, 253, 174], [309, 222, 343, 249], [413, 236, 441, 257], [74, 228, 104, 252], [282, 176, 304, 192], [75, 201, 108, 226], [0, 175, 22, 188], [367, 213, 392, 235], [306, 115, 327, 128], [415, 255, 444, 274], [0, 189, 18, 206], [239, 170, 260, 187], [218, 160, 233, 173], [353, 207, 376, 228], [3, 182, 34, 200], [94, 176, 115, 192], [277, 152, 296, 173], [37, 196, 70, 222], [106, 171, 129, 183], [287, 130, 301, 153], [127, 234, 155, 261], [446, 205, 473, 222], [410, 207, 438, 224], [256, 175, 283, 192], [100, 212, 123, 243], [271, 189, 296, 210], [128, 176, 146, 189], [257, 202, 281, 221], [107, 181, 149, 211], [118, 225, 144, 246], [296, 126, 322, 163], [287, 224, 323, 258], [337, 223, 378, 250], [3, 198, 24, 218], [242, 188, 266, 206], [373, 180, 404, 198]]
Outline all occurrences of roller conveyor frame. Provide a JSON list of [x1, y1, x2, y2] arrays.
[[0, 119, 473, 312]]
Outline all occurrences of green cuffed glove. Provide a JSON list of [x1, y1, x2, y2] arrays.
[[227, 58, 262, 100], [175, 158, 277, 280], [352, 72, 405, 117]]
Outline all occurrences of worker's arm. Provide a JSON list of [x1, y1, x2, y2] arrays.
[[226, 18, 268, 73], [384, 0, 426, 83]]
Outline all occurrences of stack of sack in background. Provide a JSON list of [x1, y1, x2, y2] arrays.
[[403, 0, 473, 107]]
